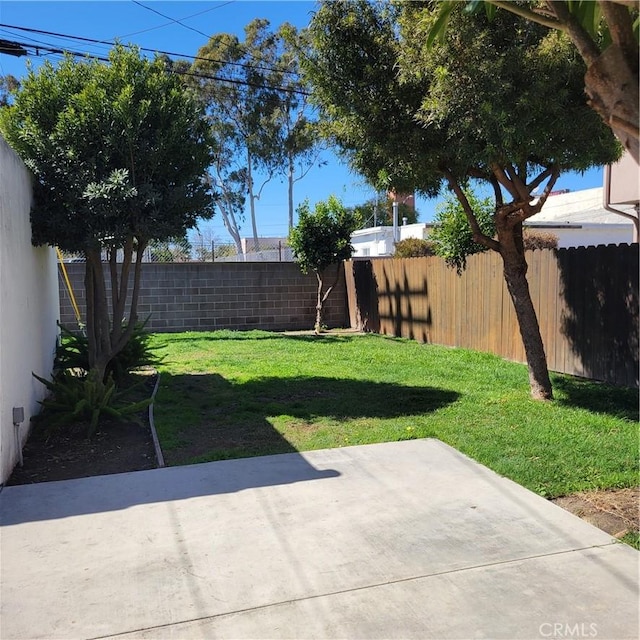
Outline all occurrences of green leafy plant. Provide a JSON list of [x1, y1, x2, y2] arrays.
[[0, 45, 214, 385], [56, 319, 163, 388], [394, 238, 437, 258], [289, 196, 357, 333], [33, 370, 151, 438], [430, 190, 495, 274]]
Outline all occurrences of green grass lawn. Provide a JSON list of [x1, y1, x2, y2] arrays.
[[151, 330, 638, 499]]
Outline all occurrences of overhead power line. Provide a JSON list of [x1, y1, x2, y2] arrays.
[[0, 36, 310, 96], [131, 0, 215, 40], [117, 0, 236, 38], [0, 22, 300, 78], [117, 2, 235, 39]]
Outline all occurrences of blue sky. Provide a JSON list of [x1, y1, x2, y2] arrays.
[[0, 1, 605, 242]]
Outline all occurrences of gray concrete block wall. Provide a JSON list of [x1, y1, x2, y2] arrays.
[[58, 262, 348, 332]]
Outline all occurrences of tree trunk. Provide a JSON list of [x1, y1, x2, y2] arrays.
[[549, 0, 639, 163], [288, 154, 295, 231], [84, 239, 146, 384], [315, 271, 323, 334], [498, 224, 553, 400], [84, 249, 110, 384], [584, 44, 639, 163], [247, 150, 260, 252]]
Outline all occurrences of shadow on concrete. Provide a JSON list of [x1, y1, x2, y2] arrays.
[[0, 450, 341, 525], [1, 375, 458, 525]]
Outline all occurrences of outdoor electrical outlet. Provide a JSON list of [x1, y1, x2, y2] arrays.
[[12, 407, 24, 425]]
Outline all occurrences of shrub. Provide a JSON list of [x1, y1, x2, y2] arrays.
[[56, 318, 163, 388], [33, 370, 151, 438], [394, 238, 437, 257], [524, 231, 558, 250], [430, 190, 496, 274]]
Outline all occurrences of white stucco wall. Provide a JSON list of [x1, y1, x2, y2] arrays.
[[526, 187, 635, 248], [525, 222, 633, 248], [0, 136, 59, 484]]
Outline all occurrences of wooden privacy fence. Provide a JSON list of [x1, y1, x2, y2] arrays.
[[345, 244, 639, 388]]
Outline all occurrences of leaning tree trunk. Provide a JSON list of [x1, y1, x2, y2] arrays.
[[314, 265, 343, 335], [498, 223, 553, 400], [583, 43, 639, 164], [550, 0, 639, 163]]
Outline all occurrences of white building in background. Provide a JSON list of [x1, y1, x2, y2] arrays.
[[351, 222, 434, 257], [525, 187, 636, 248], [351, 153, 638, 256], [351, 187, 637, 257]]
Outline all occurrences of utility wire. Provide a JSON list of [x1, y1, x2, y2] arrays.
[[131, 0, 215, 40], [1, 36, 310, 95], [127, 0, 284, 77], [118, 1, 234, 39], [0, 22, 300, 78]]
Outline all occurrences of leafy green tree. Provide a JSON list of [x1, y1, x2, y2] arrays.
[[278, 24, 326, 231], [0, 46, 214, 384], [191, 19, 287, 251], [0, 74, 19, 106], [304, 0, 620, 399], [289, 196, 357, 333], [429, 1, 639, 164], [149, 236, 193, 263], [430, 190, 495, 274]]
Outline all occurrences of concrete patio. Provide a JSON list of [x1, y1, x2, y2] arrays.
[[1, 439, 638, 639]]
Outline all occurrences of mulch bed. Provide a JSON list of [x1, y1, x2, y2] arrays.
[[6, 374, 158, 486]]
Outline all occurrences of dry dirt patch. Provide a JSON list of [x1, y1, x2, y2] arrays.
[[552, 487, 639, 539]]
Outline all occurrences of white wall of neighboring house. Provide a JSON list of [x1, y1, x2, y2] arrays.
[[0, 136, 59, 484], [526, 187, 635, 248], [352, 187, 636, 256], [352, 223, 434, 257]]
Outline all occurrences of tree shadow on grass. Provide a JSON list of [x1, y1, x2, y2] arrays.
[[551, 374, 639, 422], [155, 373, 459, 466]]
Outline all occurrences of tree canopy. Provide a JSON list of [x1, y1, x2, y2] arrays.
[[289, 195, 356, 333], [430, 190, 495, 275], [190, 19, 322, 248], [303, 0, 621, 399], [429, 0, 639, 163], [0, 45, 214, 380]]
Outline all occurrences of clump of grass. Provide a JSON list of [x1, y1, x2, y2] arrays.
[[619, 531, 640, 551]]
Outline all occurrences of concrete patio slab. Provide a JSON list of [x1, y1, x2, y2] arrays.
[[1, 439, 638, 639]]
